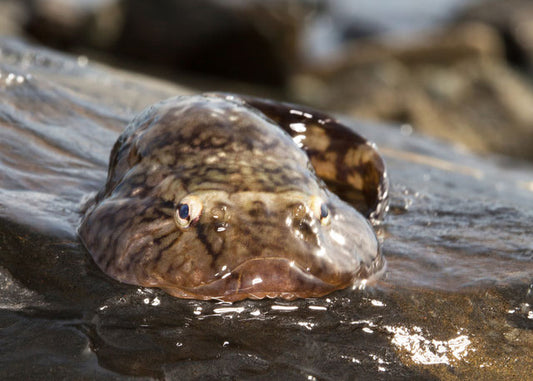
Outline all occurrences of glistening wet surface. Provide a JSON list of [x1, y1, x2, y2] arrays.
[[0, 38, 532, 380], [77, 93, 388, 302]]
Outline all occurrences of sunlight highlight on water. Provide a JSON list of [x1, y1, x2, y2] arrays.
[[385, 325, 472, 365]]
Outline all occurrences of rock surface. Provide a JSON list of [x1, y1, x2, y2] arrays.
[[292, 21, 533, 161], [0, 38, 532, 380], [459, 0, 533, 73], [22, 0, 309, 87]]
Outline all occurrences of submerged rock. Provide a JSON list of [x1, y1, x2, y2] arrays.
[[0, 38, 532, 379]]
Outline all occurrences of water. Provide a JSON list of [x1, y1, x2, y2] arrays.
[[0, 38, 532, 380]]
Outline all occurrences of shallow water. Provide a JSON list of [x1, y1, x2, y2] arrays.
[[0, 38, 532, 380]]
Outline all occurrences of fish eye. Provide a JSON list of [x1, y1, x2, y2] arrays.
[[175, 195, 203, 228], [178, 204, 189, 219], [320, 203, 329, 219], [310, 196, 331, 225]]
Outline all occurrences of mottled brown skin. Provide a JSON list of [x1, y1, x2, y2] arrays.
[[78, 93, 388, 301]]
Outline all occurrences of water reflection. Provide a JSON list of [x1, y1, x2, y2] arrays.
[[189, 299, 334, 321], [213, 306, 245, 314], [308, 305, 327, 311], [385, 325, 472, 365], [270, 305, 299, 312], [0, 72, 26, 86]]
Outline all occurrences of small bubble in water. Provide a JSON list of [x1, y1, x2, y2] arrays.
[[298, 321, 316, 330], [400, 124, 413, 136], [6, 73, 15, 85], [353, 279, 368, 290], [213, 306, 244, 314], [77, 55, 89, 67], [370, 299, 386, 307], [271, 305, 298, 311]]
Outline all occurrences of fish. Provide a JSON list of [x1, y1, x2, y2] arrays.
[[78, 93, 389, 301]]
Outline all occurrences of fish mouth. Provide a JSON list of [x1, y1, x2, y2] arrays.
[[158, 256, 385, 302]]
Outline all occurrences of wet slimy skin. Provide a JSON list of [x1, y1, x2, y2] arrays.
[[78, 93, 388, 301]]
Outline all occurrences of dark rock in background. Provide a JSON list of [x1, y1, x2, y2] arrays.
[[293, 21, 533, 161], [459, 0, 533, 74], [22, 0, 313, 87]]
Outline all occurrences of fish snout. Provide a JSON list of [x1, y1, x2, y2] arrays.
[[181, 257, 350, 301]]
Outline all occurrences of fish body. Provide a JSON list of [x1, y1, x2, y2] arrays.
[[79, 93, 388, 301]]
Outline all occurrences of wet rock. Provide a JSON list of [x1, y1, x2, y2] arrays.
[[459, 0, 533, 72], [0, 38, 532, 380], [292, 22, 533, 161], [0, 1, 26, 37]]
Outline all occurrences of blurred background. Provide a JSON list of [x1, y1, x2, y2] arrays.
[[2, 0, 533, 161]]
